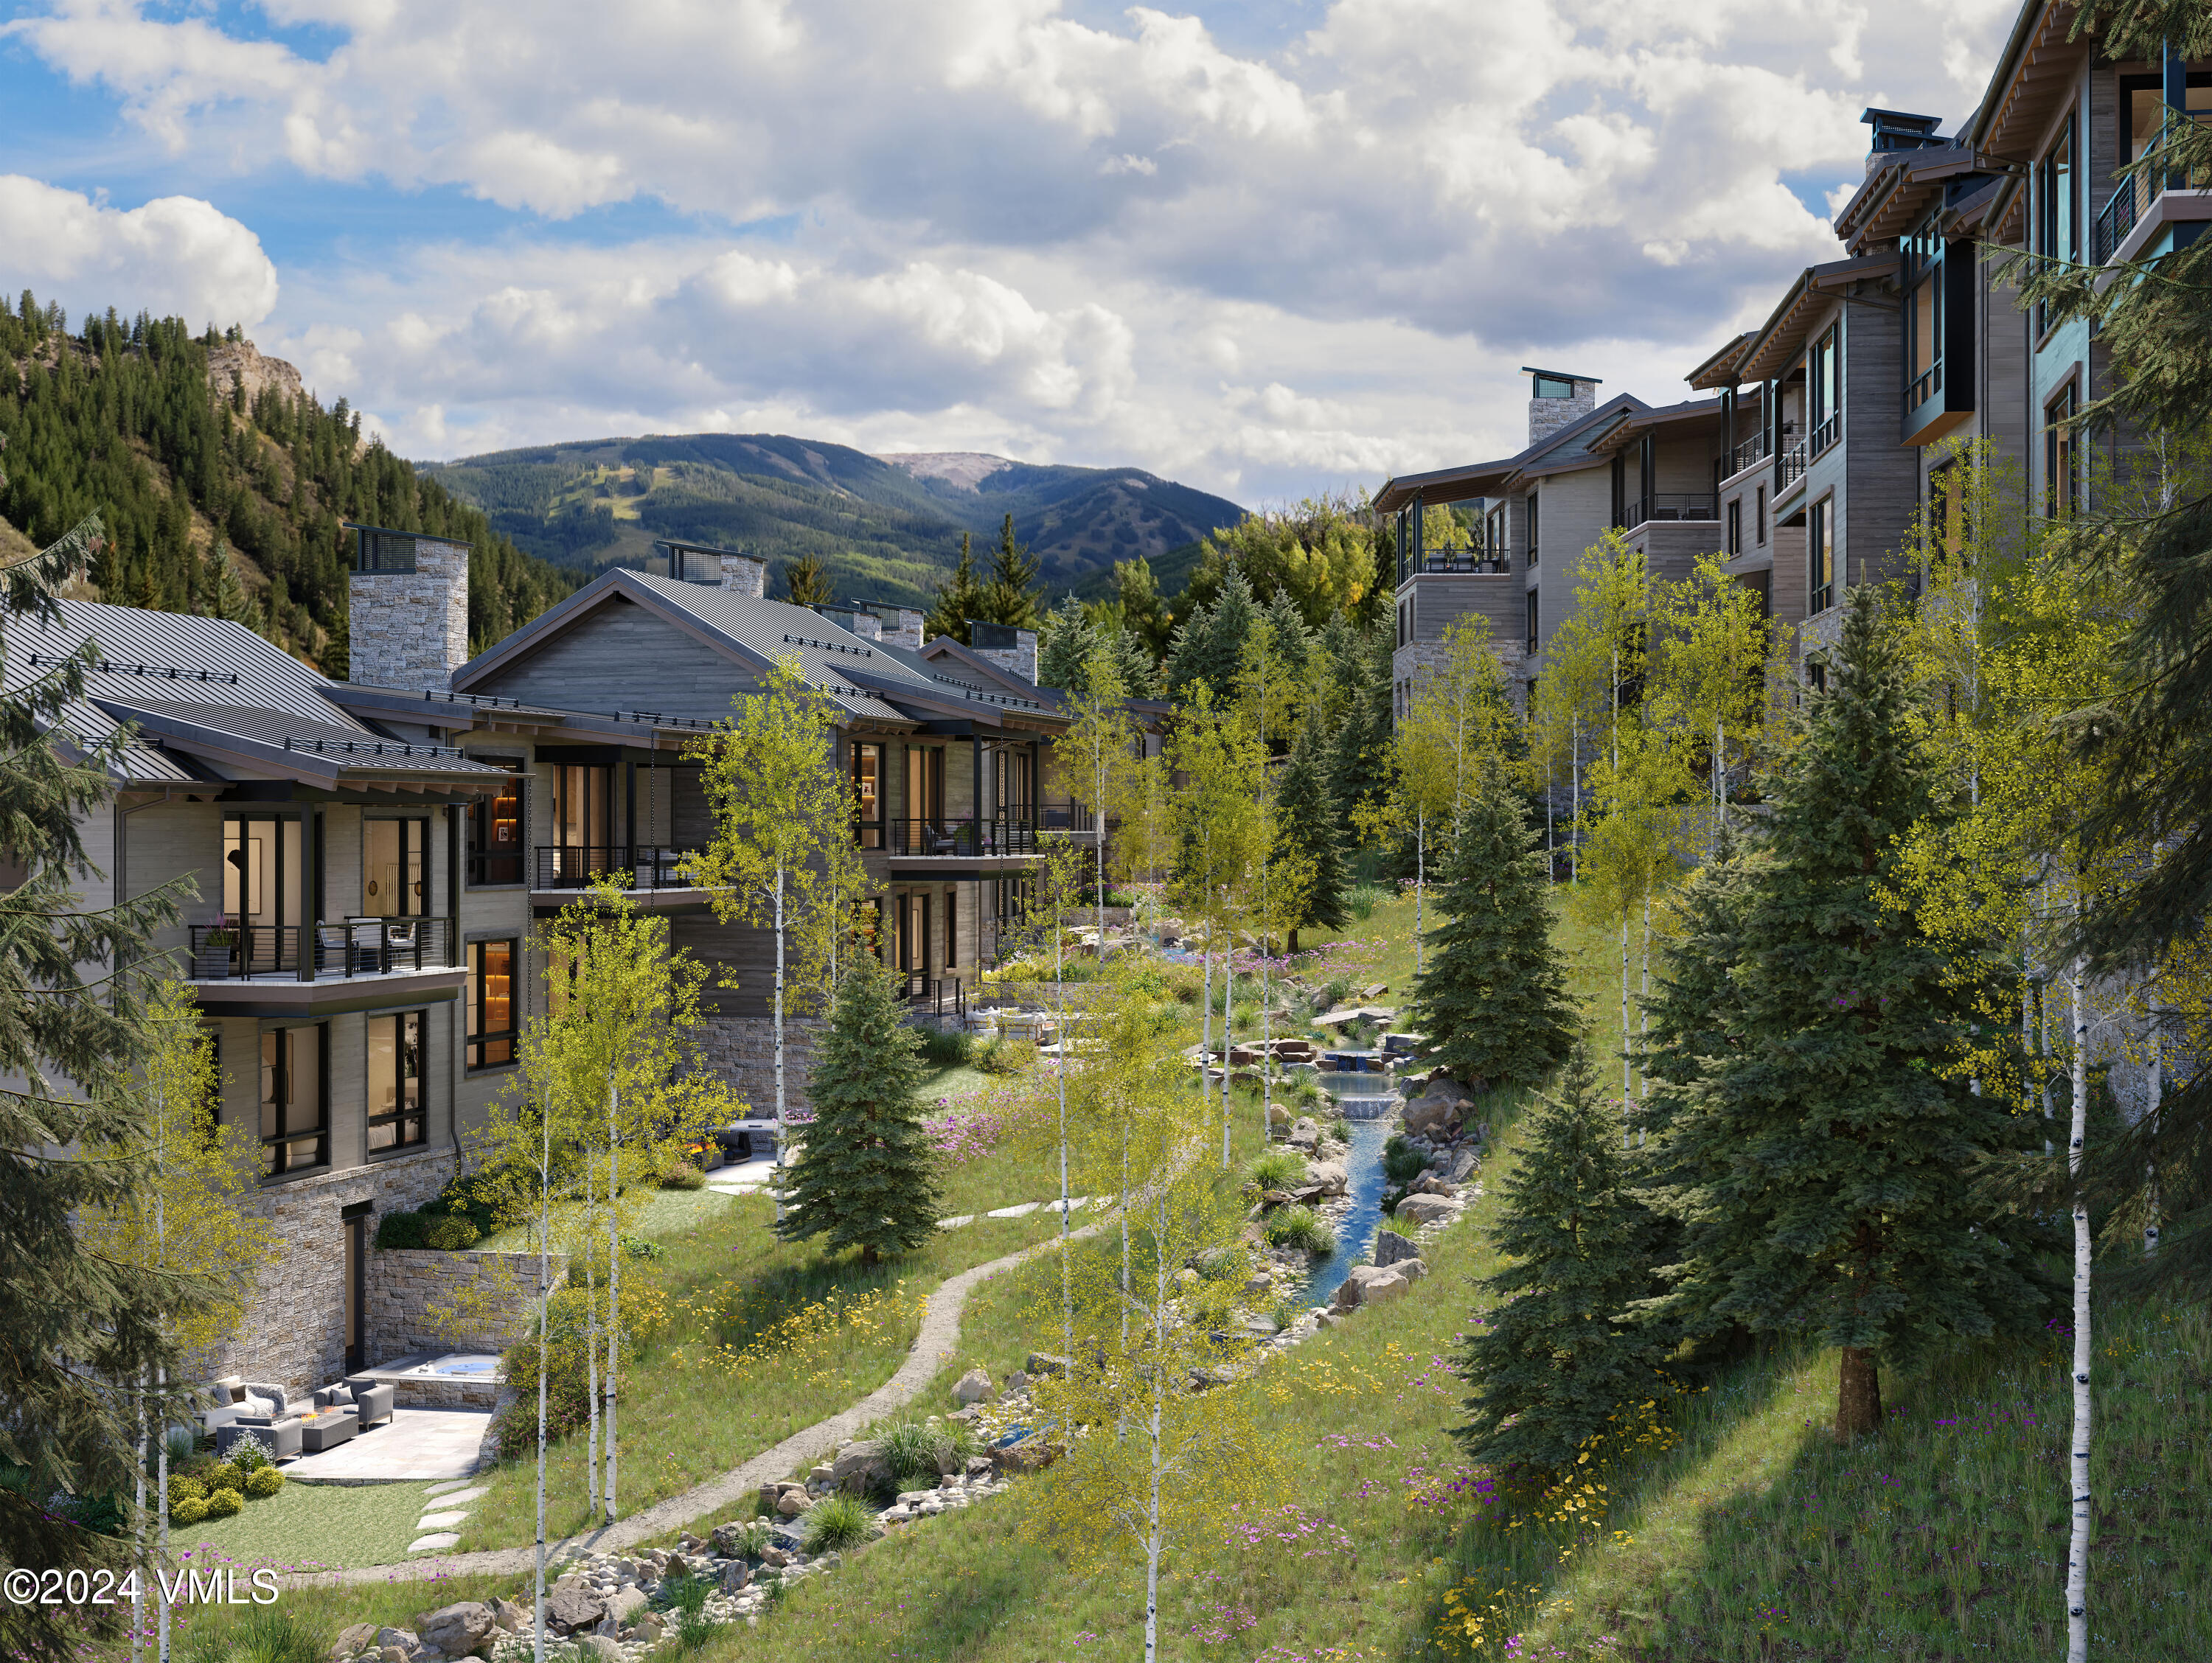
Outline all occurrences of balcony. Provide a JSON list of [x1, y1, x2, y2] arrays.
[[877, 813, 1048, 860], [1412, 551, 1509, 575], [187, 917, 465, 1014], [1623, 493, 1719, 531], [1777, 439, 1809, 492], [1809, 412, 1840, 461], [2094, 112, 2212, 264], [1725, 430, 1770, 479], [533, 845, 704, 892]]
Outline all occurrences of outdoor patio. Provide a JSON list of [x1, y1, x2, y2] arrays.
[[284, 1406, 495, 1485]]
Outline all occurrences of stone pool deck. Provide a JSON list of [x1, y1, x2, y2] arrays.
[[285, 1407, 496, 1486]]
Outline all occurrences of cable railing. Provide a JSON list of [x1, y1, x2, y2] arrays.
[[1725, 430, 1770, 478], [1809, 412, 1841, 461], [1416, 550, 1509, 573], [533, 845, 702, 890], [1777, 439, 1809, 491], [2094, 111, 2212, 264], [881, 813, 1051, 857], [189, 916, 453, 980], [1623, 493, 1719, 530]]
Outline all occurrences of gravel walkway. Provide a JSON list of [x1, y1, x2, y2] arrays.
[[300, 1221, 1090, 1587]]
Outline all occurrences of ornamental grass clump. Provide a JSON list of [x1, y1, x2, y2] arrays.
[[1247, 1149, 1305, 1190], [1265, 1205, 1335, 1256], [800, 1491, 874, 1553]]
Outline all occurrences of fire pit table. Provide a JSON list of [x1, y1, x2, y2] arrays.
[[297, 1409, 358, 1455]]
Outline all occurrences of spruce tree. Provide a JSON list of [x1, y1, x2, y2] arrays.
[[1450, 1040, 1663, 1482], [1, 517, 196, 1661], [1037, 592, 1102, 690], [983, 512, 1043, 629], [922, 531, 987, 645], [1164, 566, 1257, 702], [774, 965, 942, 1265], [783, 550, 832, 609], [1273, 717, 1348, 950], [1649, 587, 2059, 1438], [1411, 778, 1575, 1090]]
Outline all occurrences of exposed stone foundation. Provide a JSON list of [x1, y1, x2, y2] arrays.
[[698, 1016, 826, 1120], [366, 1248, 554, 1362]]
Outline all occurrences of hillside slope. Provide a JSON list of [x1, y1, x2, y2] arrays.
[[0, 296, 581, 669], [425, 433, 1245, 607]]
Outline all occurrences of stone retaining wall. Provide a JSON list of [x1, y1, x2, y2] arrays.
[[698, 1016, 823, 1120], [366, 1248, 557, 1362]]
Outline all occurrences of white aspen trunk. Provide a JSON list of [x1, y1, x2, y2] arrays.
[[605, 1076, 619, 1527], [584, 1227, 599, 1517], [1119, 1128, 1130, 1351], [1414, 810, 1425, 977], [1206, 935, 1222, 1167], [773, 867, 787, 1225], [535, 1118, 550, 1662], [1057, 890, 1074, 1356], [1639, 893, 1651, 1147], [2146, 1008, 2161, 1260], [1571, 718, 1581, 883], [2067, 952, 2092, 1663], [132, 1376, 145, 1663], [1717, 716, 1727, 832], [155, 1362, 168, 1663], [1545, 753, 1555, 875], [2041, 964, 2054, 1159], [1143, 1185, 1169, 1663], [1620, 913, 1631, 1146], [1096, 753, 1107, 962]]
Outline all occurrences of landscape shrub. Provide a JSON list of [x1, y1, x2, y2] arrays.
[[1265, 1205, 1335, 1256], [183, 1604, 324, 1663], [372, 1209, 429, 1250], [658, 1159, 706, 1191], [623, 1233, 664, 1260], [168, 1472, 207, 1505], [422, 1214, 481, 1252], [1348, 884, 1387, 922], [202, 1487, 243, 1519], [169, 1493, 209, 1527], [799, 1492, 874, 1553], [206, 1459, 246, 1491], [880, 1420, 947, 1491], [972, 1036, 1023, 1076], [166, 1426, 198, 1467], [917, 1025, 972, 1068], [244, 1466, 284, 1499], [1382, 1135, 1427, 1186], [1248, 1149, 1306, 1190], [229, 1434, 273, 1474]]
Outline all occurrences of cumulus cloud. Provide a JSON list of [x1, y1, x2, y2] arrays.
[[3, 0, 2021, 499], [0, 176, 278, 329]]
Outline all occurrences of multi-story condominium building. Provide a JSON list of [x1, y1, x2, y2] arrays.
[[15, 529, 1073, 1400], [1374, 370, 1737, 712], [1383, 0, 2210, 707]]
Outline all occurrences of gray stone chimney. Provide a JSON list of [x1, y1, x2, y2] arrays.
[[1524, 367, 1601, 448], [969, 621, 1038, 685], [720, 552, 766, 597], [347, 526, 468, 692], [818, 604, 882, 641], [865, 605, 925, 650]]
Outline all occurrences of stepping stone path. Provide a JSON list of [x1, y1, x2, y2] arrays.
[[408, 1481, 489, 1554]]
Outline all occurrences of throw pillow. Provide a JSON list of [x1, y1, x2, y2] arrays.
[[325, 1384, 353, 1406], [240, 1392, 273, 1418]]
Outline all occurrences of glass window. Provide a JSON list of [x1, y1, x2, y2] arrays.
[[2046, 384, 2079, 517], [366, 1011, 425, 1153], [362, 818, 427, 918], [1533, 374, 1575, 400], [1726, 498, 1742, 557], [1756, 484, 1767, 545], [1525, 588, 1540, 655], [852, 742, 882, 848], [467, 763, 525, 885], [1809, 498, 1836, 613], [1808, 327, 1841, 454], [258, 1024, 326, 1176], [2038, 116, 2076, 331], [467, 938, 517, 1070], [1526, 491, 1540, 567]]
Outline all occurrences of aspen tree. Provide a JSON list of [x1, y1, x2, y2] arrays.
[[691, 657, 866, 1224]]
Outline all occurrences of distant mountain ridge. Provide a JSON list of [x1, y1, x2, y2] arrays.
[[425, 433, 1245, 607]]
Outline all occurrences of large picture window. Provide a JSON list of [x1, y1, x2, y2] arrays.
[[1525, 490, 1540, 567], [363, 817, 428, 917], [2045, 383, 2079, 517], [2037, 115, 2076, 333], [1808, 327, 1841, 458], [366, 1011, 426, 1153], [1525, 588, 1540, 656], [1904, 215, 1944, 411], [467, 938, 517, 1070], [467, 762, 525, 885], [1809, 497, 1836, 614], [852, 742, 882, 849], [259, 1023, 327, 1176]]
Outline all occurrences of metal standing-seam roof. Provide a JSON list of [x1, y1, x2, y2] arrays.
[[5, 599, 507, 787]]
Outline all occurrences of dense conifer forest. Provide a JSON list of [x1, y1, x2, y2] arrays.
[[0, 291, 580, 671]]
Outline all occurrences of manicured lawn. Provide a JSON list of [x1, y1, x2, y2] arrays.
[[473, 1179, 740, 1254], [172, 1477, 445, 1572]]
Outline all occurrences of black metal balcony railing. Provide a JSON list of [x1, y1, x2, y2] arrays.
[[189, 917, 453, 980], [1623, 493, 1719, 531], [467, 847, 525, 886], [1726, 430, 1771, 478], [534, 845, 700, 890], [2093, 111, 2212, 264], [883, 812, 1054, 857], [1777, 440, 1809, 491], [1417, 550, 1509, 574], [899, 972, 967, 1021], [1809, 412, 1841, 460]]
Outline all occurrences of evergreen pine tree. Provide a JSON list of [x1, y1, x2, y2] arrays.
[[1, 517, 195, 1660], [922, 531, 988, 645], [783, 550, 832, 609], [1273, 717, 1348, 949], [982, 512, 1043, 629], [1164, 566, 1257, 702], [1036, 592, 1102, 690], [1411, 778, 1575, 1090], [1450, 1040, 1665, 1482], [1649, 586, 2059, 1439], [774, 965, 942, 1265]]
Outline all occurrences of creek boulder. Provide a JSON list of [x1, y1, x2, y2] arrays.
[[417, 1603, 494, 1658], [1331, 1266, 1410, 1312], [1305, 1158, 1348, 1196], [832, 1440, 894, 1493], [1394, 1193, 1459, 1227], [1371, 1229, 1421, 1269], [953, 1367, 997, 1405]]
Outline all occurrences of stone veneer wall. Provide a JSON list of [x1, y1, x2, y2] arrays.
[[1527, 377, 1599, 447], [209, 1144, 459, 1398], [699, 1014, 825, 1120], [365, 1249, 556, 1361], [348, 535, 469, 693]]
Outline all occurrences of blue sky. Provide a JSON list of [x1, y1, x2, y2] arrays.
[[0, 0, 2018, 502]]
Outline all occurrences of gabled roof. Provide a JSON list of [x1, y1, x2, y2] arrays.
[[1372, 391, 1649, 512], [1964, 1, 2089, 164], [1733, 253, 1902, 383], [5, 600, 506, 790], [1834, 142, 1989, 251], [1585, 397, 1727, 459], [917, 636, 1064, 709], [1686, 332, 1757, 391]]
